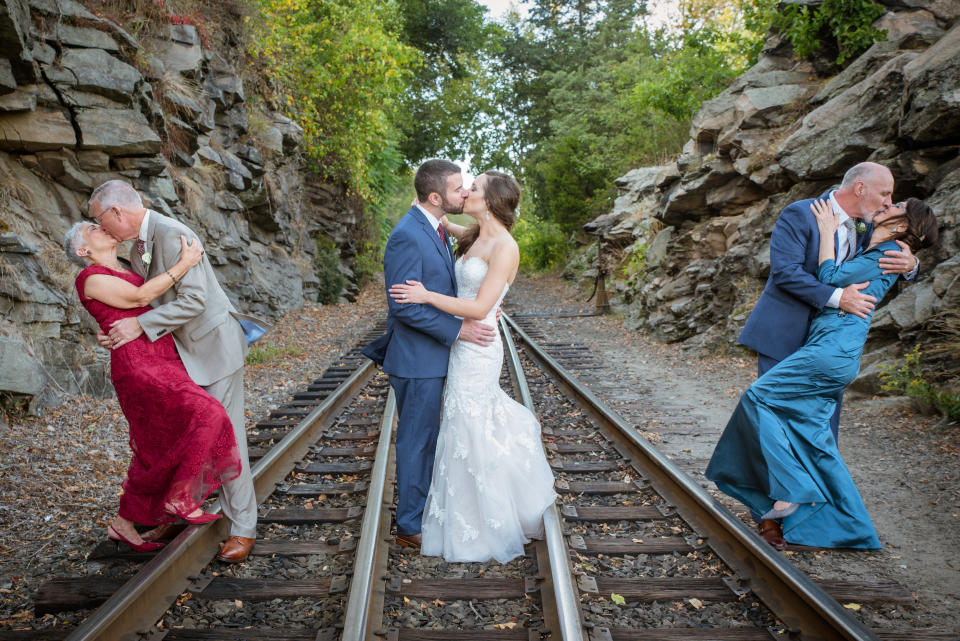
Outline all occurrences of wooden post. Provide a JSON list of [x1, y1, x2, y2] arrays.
[[596, 238, 610, 315]]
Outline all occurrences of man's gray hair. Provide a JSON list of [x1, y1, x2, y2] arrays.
[[63, 221, 91, 268], [87, 179, 142, 215], [840, 162, 888, 188]]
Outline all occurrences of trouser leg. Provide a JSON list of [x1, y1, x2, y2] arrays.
[[390, 375, 445, 536], [204, 368, 258, 538]]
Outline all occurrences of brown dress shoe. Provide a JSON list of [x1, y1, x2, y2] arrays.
[[217, 536, 255, 563], [757, 520, 788, 551], [141, 522, 187, 542], [395, 533, 422, 550]]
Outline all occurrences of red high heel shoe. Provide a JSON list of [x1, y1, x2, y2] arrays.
[[107, 525, 165, 552], [164, 504, 222, 525]]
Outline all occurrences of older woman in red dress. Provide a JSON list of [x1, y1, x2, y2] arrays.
[[65, 221, 241, 552]]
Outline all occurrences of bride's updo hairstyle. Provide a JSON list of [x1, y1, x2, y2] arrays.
[[456, 171, 522, 258], [887, 198, 939, 252]]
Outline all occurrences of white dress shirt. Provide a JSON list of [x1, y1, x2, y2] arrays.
[[138, 208, 151, 242]]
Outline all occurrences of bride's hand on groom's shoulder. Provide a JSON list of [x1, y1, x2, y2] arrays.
[[389, 280, 429, 304], [810, 199, 837, 234]]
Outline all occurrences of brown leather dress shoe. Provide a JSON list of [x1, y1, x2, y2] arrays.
[[757, 520, 788, 551], [395, 533, 421, 550], [217, 536, 255, 563], [141, 522, 186, 542]]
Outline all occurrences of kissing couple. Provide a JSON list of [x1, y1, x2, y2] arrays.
[[363, 159, 557, 563]]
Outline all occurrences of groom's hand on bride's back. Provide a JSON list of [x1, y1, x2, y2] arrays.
[[459, 319, 496, 346]]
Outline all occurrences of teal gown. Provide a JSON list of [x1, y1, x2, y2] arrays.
[[706, 240, 902, 549]]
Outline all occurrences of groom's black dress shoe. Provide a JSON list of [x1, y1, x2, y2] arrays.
[[396, 533, 422, 550]]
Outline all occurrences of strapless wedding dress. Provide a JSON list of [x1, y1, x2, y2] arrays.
[[420, 256, 557, 563]]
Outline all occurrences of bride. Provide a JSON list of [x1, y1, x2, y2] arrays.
[[390, 171, 557, 563]]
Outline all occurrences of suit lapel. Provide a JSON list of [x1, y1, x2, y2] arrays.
[[414, 209, 455, 282]]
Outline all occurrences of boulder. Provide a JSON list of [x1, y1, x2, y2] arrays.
[[0, 336, 45, 395], [0, 106, 75, 151], [0, 0, 32, 61], [150, 30, 202, 76], [44, 23, 119, 51], [777, 52, 917, 180], [872, 282, 938, 332], [77, 108, 162, 155], [35, 149, 91, 190], [0, 84, 35, 111], [113, 155, 166, 176], [735, 84, 812, 129], [44, 48, 141, 103], [0, 58, 14, 94], [28, 0, 97, 20], [900, 24, 960, 144], [883, 0, 960, 22], [77, 149, 109, 172]]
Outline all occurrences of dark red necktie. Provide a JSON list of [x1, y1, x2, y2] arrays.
[[136, 239, 145, 255], [437, 224, 449, 253]]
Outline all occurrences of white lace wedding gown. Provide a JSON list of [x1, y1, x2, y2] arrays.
[[420, 256, 558, 563]]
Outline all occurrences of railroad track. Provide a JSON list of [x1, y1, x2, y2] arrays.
[[3, 315, 954, 641]]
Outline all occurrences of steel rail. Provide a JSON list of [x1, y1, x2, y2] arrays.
[[501, 317, 587, 641], [67, 360, 377, 641], [341, 387, 396, 641], [503, 312, 879, 641]]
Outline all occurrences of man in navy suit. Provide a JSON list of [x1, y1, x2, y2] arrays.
[[362, 159, 496, 550], [739, 162, 918, 442]]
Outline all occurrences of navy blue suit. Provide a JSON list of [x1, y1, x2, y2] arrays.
[[362, 207, 461, 535], [738, 191, 872, 442]]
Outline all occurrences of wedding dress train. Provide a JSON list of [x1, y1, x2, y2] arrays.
[[420, 256, 557, 563]]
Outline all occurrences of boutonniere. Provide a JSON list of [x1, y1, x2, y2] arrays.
[[856, 221, 867, 234], [142, 251, 152, 265]]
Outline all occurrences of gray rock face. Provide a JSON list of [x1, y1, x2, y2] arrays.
[[582, 10, 960, 383], [77, 108, 162, 155], [44, 48, 142, 103], [900, 24, 960, 143], [778, 53, 917, 180], [0, 106, 75, 150], [0, 337, 46, 395]]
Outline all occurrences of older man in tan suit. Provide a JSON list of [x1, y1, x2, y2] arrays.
[[88, 180, 264, 563]]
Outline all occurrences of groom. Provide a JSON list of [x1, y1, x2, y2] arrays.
[[88, 179, 267, 563], [363, 159, 496, 550]]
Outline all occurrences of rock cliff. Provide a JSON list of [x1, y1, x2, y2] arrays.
[[584, 1, 959, 392], [0, 0, 364, 411]]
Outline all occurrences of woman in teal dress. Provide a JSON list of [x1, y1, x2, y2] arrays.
[[706, 198, 939, 550]]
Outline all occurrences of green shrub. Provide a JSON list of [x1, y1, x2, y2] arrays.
[[749, 0, 886, 66], [314, 237, 347, 305], [246, 342, 304, 365], [879, 346, 960, 420], [514, 215, 569, 273], [621, 241, 648, 287]]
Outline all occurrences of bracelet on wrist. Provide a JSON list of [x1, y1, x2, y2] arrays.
[[165, 270, 178, 285]]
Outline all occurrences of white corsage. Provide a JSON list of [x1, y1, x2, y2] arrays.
[[142, 251, 152, 265], [856, 221, 866, 234]]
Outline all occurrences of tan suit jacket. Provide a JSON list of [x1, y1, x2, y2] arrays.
[[130, 210, 270, 386]]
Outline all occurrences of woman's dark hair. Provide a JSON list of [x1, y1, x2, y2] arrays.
[[888, 198, 938, 252], [456, 171, 522, 258]]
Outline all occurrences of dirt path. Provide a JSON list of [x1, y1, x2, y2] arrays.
[[507, 274, 960, 633]]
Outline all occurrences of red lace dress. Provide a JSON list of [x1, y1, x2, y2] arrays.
[[76, 266, 242, 525]]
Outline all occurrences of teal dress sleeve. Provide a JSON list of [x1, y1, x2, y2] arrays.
[[816, 241, 898, 287]]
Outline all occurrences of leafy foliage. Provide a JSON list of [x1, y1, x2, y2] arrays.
[[248, 0, 416, 198], [880, 347, 960, 420], [513, 215, 570, 273], [464, 0, 764, 240], [747, 0, 886, 66], [314, 237, 348, 304]]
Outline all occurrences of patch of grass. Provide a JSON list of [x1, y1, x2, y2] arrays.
[[245, 342, 303, 365]]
